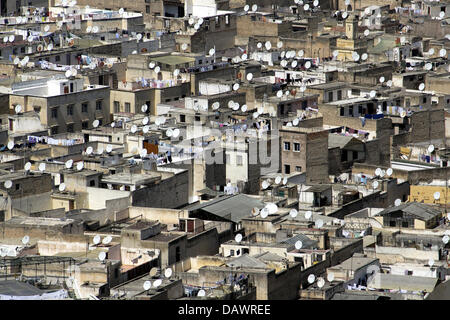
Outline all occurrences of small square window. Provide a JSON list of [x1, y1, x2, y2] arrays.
[[294, 143, 300, 152], [284, 142, 290, 151]]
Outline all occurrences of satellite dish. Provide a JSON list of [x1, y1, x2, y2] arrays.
[[428, 145, 435, 153], [428, 48, 435, 55], [181, 43, 188, 51], [59, 183, 66, 192], [197, 289, 206, 297], [315, 219, 324, 228], [386, 168, 393, 176], [130, 125, 137, 133], [93, 235, 101, 245], [103, 236, 112, 244], [313, 0, 319, 6], [251, 4, 258, 11], [342, 11, 348, 19], [352, 51, 360, 61], [39, 163, 46, 172], [369, 90, 376, 98], [425, 63, 432, 71], [86, 26, 92, 33], [209, 48, 215, 56], [198, 18, 204, 25], [394, 198, 401, 206], [373, 181, 379, 189], [65, 70, 72, 78], [86, 146, 93, 155], [153, 279, 162, 287], [142, 117, 149, 125], [136, 33, 142, 41], [241, 105, 248, 112], [93, 119, 100, 128], [257, 42, 262, 49], [166, 128, 173, 137], [428, 258, 434, 267], [361, 53, 368, 61], [265, 41, 272, 50], [244, 4, 250, 12], [233, 83, 240, 91], [65, 159, 73, 169], [143, 125, 149, 134], [143, 281, 151, 291], [386, 80, 392, 87], [44, 25, 50, 32], [307, 274, 315, 284], [246, 73, 253, 81], [98, 251, 106, 261], [188, 17, 195, 25], [140, 149, 148, 158], [119, 8, 124, 14], [290, 209, 298, 218], [283, 177, 288, 185], [8, 35, 15, 43], [148, 61, 155, 69], [305, 211, 312, 219], [164, 268, 173, 278], [295, 241, 303, 250], [379, 76, 385, 83], [4, 180, 12, 189], [443, 235, 449, 244], [173, 69, 180, 77], [76, 162, 84, 171], [260, 208, 269, 218], [317, 277, 325, 288], [305, 61, 311, 69], [149, 267, 158, 277], [375, 168, 382, 176], [327, 273, 335, 282], [277, 90, 283, 98], [440, 49, 447, 57], [24, 162, 31, 171], [419, 83, 425, 91], [262, 180, 270, 189], [277, 41, 283, 49], [154, 66, 161, 74], [22, 235, 30, 245], [13, 57, 20, 65], [212, 102, 220, 110], [275, 176, 282, 184], [292, 60, 298, 68], [172, 128, 180, 138], [15, 105, 22, 114], [6, 140, 13, 150], [364, 29, 370, 37], [141, 104, 148, 113], [194, 24, 200, 30], [434, 192, 441, 200], [293, 118, 299, 126], [235, 234, 243, 243], [97, 147, 104, 155], [266, 203, 278, 214], [304, 3, 310, 10], [71, 69, 78, 77], [92, 26, 99, 33]]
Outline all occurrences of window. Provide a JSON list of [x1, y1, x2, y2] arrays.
[[328, 91, 333, 102], [284, 142, 290, 151], [195, 116, 201, 121], [294, 143, 300, 152], [125, 103, 131, 113], [51, 107, 58, 118], [180, 114, 186, 122], [15, 184, 19, 190], [146, 5, 150, 13], [236, 155, 243, 166], [90, 180, 95, 186], [340, 107, 344, 116], [82, 121, 88, 129], [352, 151, 358, 160], [389, 220, 396, 227], [423, 97, 427, 104], [20, 47, 25, 53], [67, 104, 74, 116], [67, 124, 74, 132], [82, 102, 88, 113], [295, 166, 302, 172], [51, 126, 58, 135], [55, 55, 60, 61], [96, 100, 103, 111], [337, 90, 342, 100], [114, 101, 120, 113], [402, 221, 408, 228], [236, 249, 240, 255], [70, 82, 74, 93], [349, 106, 353, 116], [341, 151, 348, 162], [145, 101, 151, 113], [230, 249, 235, 256], [175, 246, 181, 262], [284, 164, 291, 174]]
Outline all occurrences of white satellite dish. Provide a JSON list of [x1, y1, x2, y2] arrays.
[[275, 176, 282, 184], [375, 168, 382, 176], [197, 289, 206, 297], [86, 26, 92, 33], [386, 168, 393, 176], [164, 268, 173, 278], [440, 49, 447, 57], [130, 125, 137, 133], [39, 163, 46, 172], [260, 208, 269, 218], [265, 41, 272, 50], [313, 0, 319, 7], [172, 128, 180, 138], [361, 53, 368, 61], [241, 105, 248, 112], [154, 66, 161, 74], [244, 4, 250, 12], [136, 33, 142, 41], [142, 117, 149, 125], [305, 61, 311, 69], [148, 61, 156, 69], [13, 57, 20, 65], [419, 83, 425, 91], [428, 48, 435, 55], [394, 198, 401, 206], [266, 203, 278, 214], [434, 192, 441, 200], [143, 126, 149, 134], [86, 146, 93, 155], [246, 73, 253, 81], [24, 162, 31, 171], [65, 70, 72, 78], [140, 149, 148, 158], [174, 69, 180, 77], [4, 180, 12, 189], [305, 211, 312, 219], [98, 251, 106, 261], [15, 104, 22, 114], [166, 128, 173, 137], [425, 63, 432, 71], [293, 118, 299, 126], [141, 104, 148, 113], [209, 48, 215, 56], [143, 281, 151, 291], [373, 181, 379, 189], [93, 119, 100, 128], [352, 51, 360, 61], [317, 277, 325, 288], [59, 183, 66, 192], [304, 3, 310, 10], [369, 90, 376, 98], [257, 42, 262, 49], [295, 241, 303, 250], [235, 234, 243, 243], [93, 235, 101, 245], [27, 35, 33, 42], [76, 162, 84, 171], [307, 274, 315, 284], [71, 69, 77, 77], [251, 4, 258, 11], [44, 25, 50, 32], [22, 235, 30, 245], [327, 273, 335, 282], [194, 23, 200, 30], [290, 209, 298, 218], [292, 60, 298, 68], [233, 83, 240, 91], [153, 279, 162, 287], [283, 177, 288, 185], [443, 235, 449, 244], [8, 35, 15, 42], [379, 76, 385, 83], [315, 219, 324, 228], [364, 29, 370, 37], [181, 43, 188, 51], [277, 41, 283, 49], [119, 8, 124, 14], [429, 258, 434, 267], [428, 145, 435, 153], [276, 90, 283, 98], [262, 180, 270, 189], [65, 159, 73, 169], [212, 102, 220, 110], [342, 11, 348, 19], [97, 147, 104, 155], [103, 236, 112, 245], [92, 26, 99, 33]]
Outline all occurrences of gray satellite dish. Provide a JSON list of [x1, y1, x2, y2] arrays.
[[149, 267, 158, 277], [305, 211, 312, 219], [102, 235, 112, 244], [327, 273, 335, 282]]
